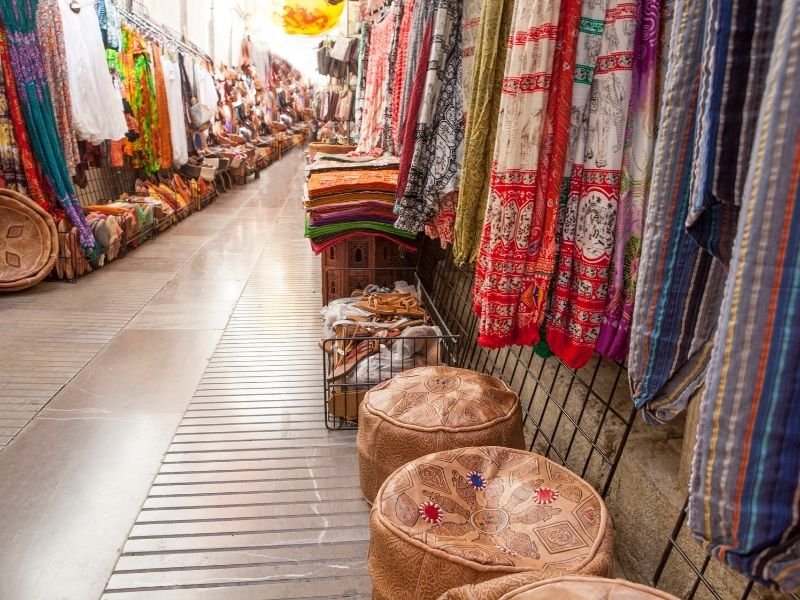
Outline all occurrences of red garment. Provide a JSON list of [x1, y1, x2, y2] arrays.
[[389, 0, 416, 151], [396, 17, 433, 202], [0, 30, 52, 212], [519, 0, 582, 332]]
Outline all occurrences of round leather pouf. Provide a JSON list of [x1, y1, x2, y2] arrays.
[[0, 189, 58, 292], [439, 575, 681, 600], [369, 447, 614, 600], [357, 367, 525, 503]]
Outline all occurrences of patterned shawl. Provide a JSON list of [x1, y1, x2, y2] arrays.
[[544, 0, 636, 367], [394, 0, 464, 233]]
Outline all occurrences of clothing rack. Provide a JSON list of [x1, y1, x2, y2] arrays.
[[116, 6, 211, 63]]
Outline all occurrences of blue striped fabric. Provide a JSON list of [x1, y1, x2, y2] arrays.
[[689, 0, 800, 590], [628, 0, 726, 423], [687, 0, 780, 264]]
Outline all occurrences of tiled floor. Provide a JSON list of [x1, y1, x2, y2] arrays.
[[0, 151, 368, 600]]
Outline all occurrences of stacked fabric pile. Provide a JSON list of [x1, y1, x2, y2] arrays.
[[304, 155, 417, 254]]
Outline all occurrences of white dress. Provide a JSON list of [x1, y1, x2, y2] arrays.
[[161, 55, 189, 167], [58, 0, 128, 143]]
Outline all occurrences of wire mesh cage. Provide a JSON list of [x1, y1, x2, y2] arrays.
[[321, 269, 459, 429]]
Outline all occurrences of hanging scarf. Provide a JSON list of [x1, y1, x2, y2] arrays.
[[151, 44, 173, 171], [394, 0, 464, 234], [629, 0, 778, 423], [395, 8, 434, 202], [36, 0, 79, 176], [544, 0, 608, 356], [0, 32, 27, 192], [472, 0, 562, 348], [596, 0, 661, 361], [689, 1, 800, 589], [0, 0, 94, 248], [121, 28, 159, 174], [543, 0, 636, 367], [452, 0, 515, 266], [355, 9, 396, 153], [424, 0, 483, 248], [381, 0, 407, 156], [397, 0, 428, 141], [686, 0, 779, 264]]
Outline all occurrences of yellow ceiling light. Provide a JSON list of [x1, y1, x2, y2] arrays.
[[269, 0, 345, 36]]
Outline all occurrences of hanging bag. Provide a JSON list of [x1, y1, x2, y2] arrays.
[[189, 97, 213, 130]]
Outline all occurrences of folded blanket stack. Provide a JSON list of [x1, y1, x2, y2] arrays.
[[303, 155, 418, 254]]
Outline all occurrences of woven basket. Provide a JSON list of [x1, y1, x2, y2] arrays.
[[0, 189, 58, 292]]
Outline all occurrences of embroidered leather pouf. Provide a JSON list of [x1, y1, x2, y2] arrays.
[[358, 367, 525, 503], [368, 447, 614, 600], [439, 575, 680, 600]]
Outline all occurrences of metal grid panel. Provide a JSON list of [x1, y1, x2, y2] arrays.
[[74, 166, 137, 207], [653, 501, 800, 600], [416, 240, 637, 498]]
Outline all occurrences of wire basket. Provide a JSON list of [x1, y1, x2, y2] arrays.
[[321, 270, 459, 429]]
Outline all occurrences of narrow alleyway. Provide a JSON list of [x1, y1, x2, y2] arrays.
[[0, 151, 370, 600]]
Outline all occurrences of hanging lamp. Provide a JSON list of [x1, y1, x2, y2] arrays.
[[268, 0, 345, 36]]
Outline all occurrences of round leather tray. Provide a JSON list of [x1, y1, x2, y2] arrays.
[[0, 189, 58, 292]]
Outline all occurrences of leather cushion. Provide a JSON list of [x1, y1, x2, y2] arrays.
[[363, 366, 521, 431], [377, 446, 609, 570], [439, 575, 680, 600]]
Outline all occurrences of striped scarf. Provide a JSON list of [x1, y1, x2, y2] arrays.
[[689, 0, 800, 590], [629, 0, 780, 423]]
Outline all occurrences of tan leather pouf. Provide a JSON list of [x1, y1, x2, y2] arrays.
[[358, 367, 525, 503], [369, 446, 614, 600], [439, 575, 680, 600]]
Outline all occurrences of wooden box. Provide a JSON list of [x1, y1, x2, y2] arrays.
[[321, 237, 412, 303]]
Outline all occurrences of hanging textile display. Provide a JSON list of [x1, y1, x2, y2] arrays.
[[0, 0, 95, 249], [394, 3, 433, 201], [120, 26, 159, 174], [393, 0, 464, 234], [379, 1, 404, 157], [543, 0, 636, 367], [423, 0, 483, 248], [386, 0, 413, 154], [58, 0, 127, 146], [471, 0, 563, 348], [36, 0, 80, 175], [151, 45, 174, 171], [0, 40, 27, 192], [629, 0, 778, 422], [161, 53, 189, 168], [355, 4, 397, 153], [353, 21, 369, 142], [451, 0, 515, 267], [688, 0, 800, 590], [595, 0, 661, 361]]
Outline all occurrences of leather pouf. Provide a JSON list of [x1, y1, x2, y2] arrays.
[[439, 575, 680, 600], [369, 446, 614, 600], [0, 189, 58, 292], [358, 367, 525, 503]]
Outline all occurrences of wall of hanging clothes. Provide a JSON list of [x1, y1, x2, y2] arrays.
[[0, 0, 313, 290], [353, 0, 800, 594]]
